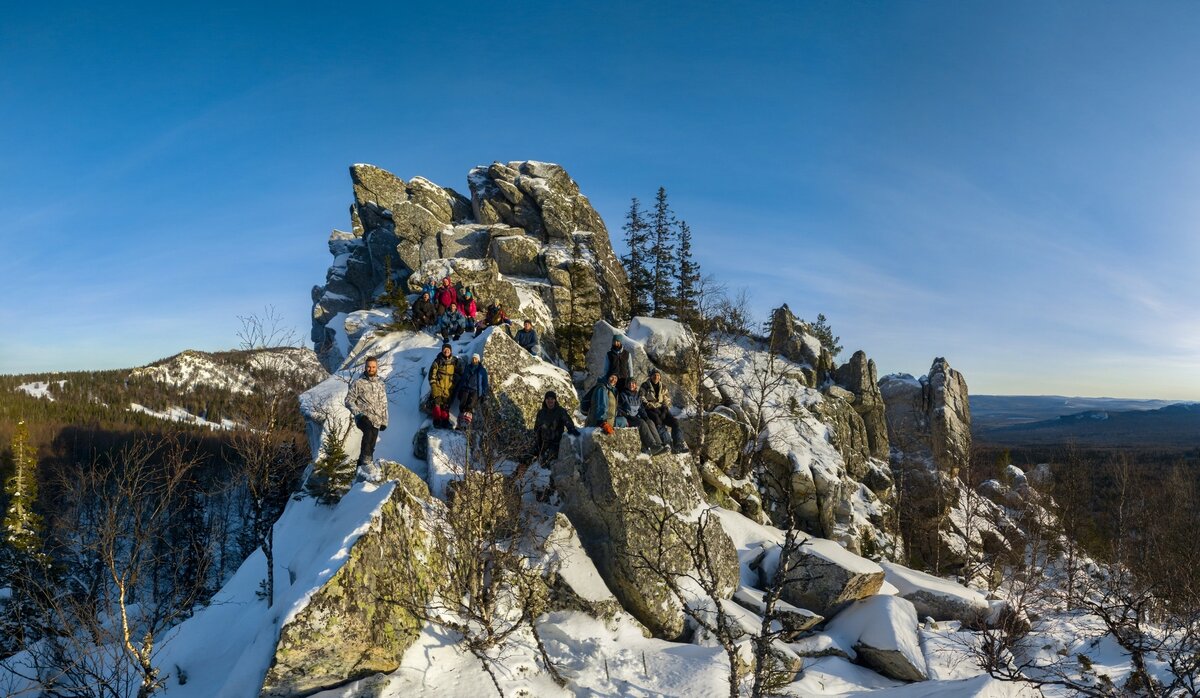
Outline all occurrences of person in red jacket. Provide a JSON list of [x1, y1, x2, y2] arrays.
[[457, 288, 477, 319], [435, 276, 457, 311]]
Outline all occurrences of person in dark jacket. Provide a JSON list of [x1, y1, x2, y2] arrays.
[[456, 353, 490, 426], [518, 391, 580, 475], [411, 291, 438, 329], [428, 343, 460, 428], [604, 336, 632, 385], [640, 368, 689, 453], [435, 305, 468, 341], [619, 378, 668, 455], [515, 320, 543, 357]]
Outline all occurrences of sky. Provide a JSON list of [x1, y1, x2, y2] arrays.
[[2, 1, 1199, 399]]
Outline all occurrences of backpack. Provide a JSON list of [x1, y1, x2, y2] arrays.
[[579, 381, 602, 419]]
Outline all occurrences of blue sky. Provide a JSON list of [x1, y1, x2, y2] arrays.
[[2, 1, 1199, 399]]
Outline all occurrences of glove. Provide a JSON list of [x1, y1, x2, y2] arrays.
[[600, 422, 615, 436]]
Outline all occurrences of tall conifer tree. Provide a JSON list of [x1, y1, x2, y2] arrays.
[[621, 197, 653, 318], [3, 420, 42, 556], [674, 219, 700, 324], [650, 187, 677, 316]]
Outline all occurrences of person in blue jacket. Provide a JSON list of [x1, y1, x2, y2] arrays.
[[456, 353, 490, 426], [435, 305, 468, 341]]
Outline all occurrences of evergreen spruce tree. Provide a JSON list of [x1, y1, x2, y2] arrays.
[[3, 420, 42, 556], [650, 187, 677, 316], [621, 197, 653, 318], [674, 219, 701, 325], [808, 313, 843, 358], [306, 419, 354, 505]]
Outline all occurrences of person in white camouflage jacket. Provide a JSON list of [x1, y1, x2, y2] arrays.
[[345, 356, 388, 467]]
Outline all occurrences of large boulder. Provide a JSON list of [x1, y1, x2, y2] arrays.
[[824, 595, 928, 682], [552, 427, 740, 639], [879, 561, 990, 627], [768, 537, 885, 618], [260, 467, 437, 697], [477, 328, 578, 439]]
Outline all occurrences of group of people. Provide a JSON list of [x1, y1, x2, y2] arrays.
[[409, 276, 547, 358], [584, 336, 689, 456], [346, 276, 690, 475], [426, 342, 490, 429]]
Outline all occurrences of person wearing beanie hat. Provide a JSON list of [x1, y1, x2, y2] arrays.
[[436, 276, 457, 311], [428, 343, 460, 428], [411, 290, 437, 330], [518, 389, 580, 476], [604, 336, 633, 384], [455, 352, 490, 429]]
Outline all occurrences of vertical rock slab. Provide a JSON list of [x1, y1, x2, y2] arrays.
[[552, 428, 740, 639], [260, 468, 438, 697]]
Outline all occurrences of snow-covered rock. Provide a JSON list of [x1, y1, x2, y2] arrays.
[[768, 537, 886, 618], [262, 465, 437, 696], [879, 561, 990, 627], [825, 594, 929, 682]]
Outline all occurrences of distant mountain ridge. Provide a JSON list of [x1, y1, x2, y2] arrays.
[[970, 394, 1181, 430], [973, 396, 1200, 448]]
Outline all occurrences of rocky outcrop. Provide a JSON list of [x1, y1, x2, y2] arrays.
[[260, 467, 436, 697], [552, 427, 739, 639], [832, 350, 889, 460], [880, 358, 971, 476], [766, 304, 834, 387], [879, 561, 990, 627], [312, 161, 629, 371]]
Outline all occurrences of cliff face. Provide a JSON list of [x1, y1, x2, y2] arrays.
[[311, 161, 629, 371]]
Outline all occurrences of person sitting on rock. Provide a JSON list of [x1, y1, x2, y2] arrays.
[[457, 288, 477, 320], [516, 390, 580, 478], [344, 355, 388, 469], [586, 373, 620, 434], [411, 291, 438, 330], [619, 378, 668, 455], [604, 336, 633, 385], [483, 301, 511, 329], [435, 305, 468, 342], [455, 353, 489, 429], [515, 320, 543, 357], [421, 276, 439, 302], [640, 368, 688, 453], [436, 276, 457, 311], [428, 343, 460, 429]]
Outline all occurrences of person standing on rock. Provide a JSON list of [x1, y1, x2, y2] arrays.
[[436, 276, 457, 311], [344, 356, 388, 469], [411, 291, 437, 330], [587, 373, 620, 434], [428, 343, 460, 429], [603, 336, 632, 385], [455, 353, 489, 430], [640, 369, 689, 453], [619, 378, 668, 455], [516, 391, 580, 478]]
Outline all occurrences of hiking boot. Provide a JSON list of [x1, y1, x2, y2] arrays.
[[653, 444, 671, 456], [672, 444, 690, 454]]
